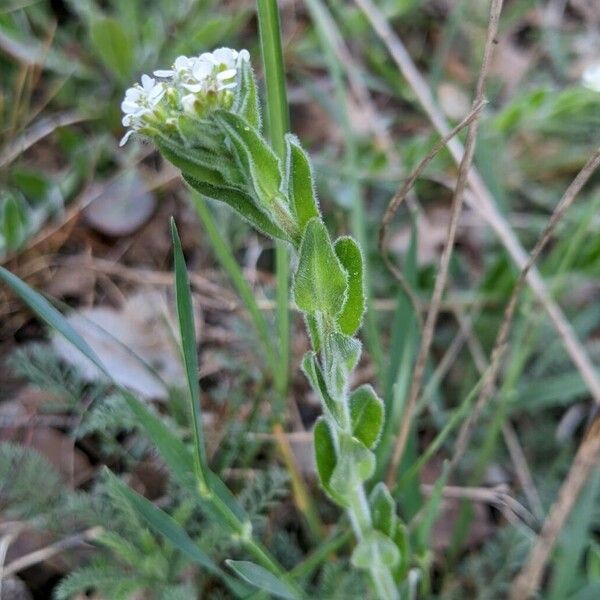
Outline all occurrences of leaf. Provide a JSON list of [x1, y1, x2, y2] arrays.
[[171, 220, 209, 488], [313, 417, 346, 506], [184, 174, 288, 241], [2, 193, 28, 251], [214, 110, 282, 203], [293, 218, 347, 317], [322, 331, 362, 399], [392, 523, 410, 583], [415, 460, 449, 552], [350, 385, 384, 450], [0, 266, 108, 377], [334, 236, 365, 336], [351, 530, 400, 569], [157, 139, 231, 188], [284, 135, 320, 232], [104, 469, 218, 573], [226, 560, 301, 600], [233, 59, 261, 130], [90, 17, 133, 81], [329, 434, 375, 498], [369, 482, 397, 537], [302, 352, 339, 422]]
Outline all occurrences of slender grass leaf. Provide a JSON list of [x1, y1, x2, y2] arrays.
[[226, 560, 301, 600], [171, 219, 209, 488], [0, 266, 108, 377]]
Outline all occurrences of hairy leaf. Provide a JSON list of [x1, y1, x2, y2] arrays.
[[329, 434, 375, 498], [285, 134, 320, 231], [313, 417, 346, 506], [334, 237, 365, 336], [351, 531, 400, 569], [369, 482, 397, 538], [293, 218, 347, 316], [233, 59, 261, 130], [350, 385, 384, 450]]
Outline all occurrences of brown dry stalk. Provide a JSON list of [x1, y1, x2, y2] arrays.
[[353, 0, 600, 405], [510, 415, 600, 599], [385, 0, 505, 488], [450, 145, 600, 471], [378, 99, 487, 323]]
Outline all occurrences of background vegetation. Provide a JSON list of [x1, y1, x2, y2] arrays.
[[1, 0, 600, 598]]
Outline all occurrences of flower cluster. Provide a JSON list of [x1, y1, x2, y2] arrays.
[[120, 47, 250, 146]]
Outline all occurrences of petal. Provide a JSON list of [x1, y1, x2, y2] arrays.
[[237, 49, 250, 63], [121, 100, 140, 113], [143, 74, 158, 91], [216, 68, 237, 81], [213, 47, 236, 67], [182, 83, 204, 93], [119, 130, 134, 146], [174, 55, 192, 71], [154, 69, 175, 78], [192, 59, 212, 80]]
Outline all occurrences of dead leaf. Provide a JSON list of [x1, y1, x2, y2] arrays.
[[51, 289, 201, 399]]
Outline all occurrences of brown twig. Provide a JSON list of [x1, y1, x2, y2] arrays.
[[510, 415, 600, 599], [378, 99, 487, 323], [0, 527, 103, 580], [385, 0, 505, 488], [450, 145, 600, 472], [353, 0, 600, 405]]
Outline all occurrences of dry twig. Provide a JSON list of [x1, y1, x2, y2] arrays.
[[386, 0, 505, 487], [353, 0, 600, 405], [450, 145, 600, 471], [510, 415, 600, 599]]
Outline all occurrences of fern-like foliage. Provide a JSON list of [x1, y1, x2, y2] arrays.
[[7, 343, 109, 410]]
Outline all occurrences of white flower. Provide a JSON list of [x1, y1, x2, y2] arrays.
[[583, 63, 600, 93], [120, 74, 166, 145]]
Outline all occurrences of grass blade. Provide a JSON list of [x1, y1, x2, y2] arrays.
[[257, 0, 292, 401], [170, 218, 209, 491], [226, 560, 302, 600]]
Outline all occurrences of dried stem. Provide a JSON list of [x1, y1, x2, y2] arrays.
[[385, 0, 504, 487], [354, 0, 600, 405], [510, 415, 600, 599], [450, 145, 600, 471], [378, 99, 487, 324]]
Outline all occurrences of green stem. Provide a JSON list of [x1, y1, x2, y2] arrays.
[[257, 0, 291, 403]]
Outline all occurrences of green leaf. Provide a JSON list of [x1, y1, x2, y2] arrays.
[[322, 331, 362, 399], [351, 530, 400, 569], [90, 17, 133, 81], [157, 138, 241, 188], [104, 469, 217, 572], [302, 352, 339, 422], [2, 193, 28, 251], [329, 434, 375, 498], [226, 560, 301, 600], [334, 237, 365, 336], [121, 391, 195, 489], [233, 59, 261, 130], [350, 385, 384, 450], [284, 135, 320, 231], [293, 218, 347, 317], [392, 523, 410, 583], [369, 482, 397, 537], [415, 460, 449, 552], [313, 417, 346, 506], [171, 220, 209, 489], [0, 267, 107, 377], [214, 110, 282, 203], [184, 174, 288, 241]]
